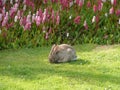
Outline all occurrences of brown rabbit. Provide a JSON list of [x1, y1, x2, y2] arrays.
[[48, 44, 77, 63]]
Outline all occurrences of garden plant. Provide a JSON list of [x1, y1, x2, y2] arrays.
[[0, 0, 120, 49]]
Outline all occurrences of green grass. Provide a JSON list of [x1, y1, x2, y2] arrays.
[[0, 44, 120, 90]]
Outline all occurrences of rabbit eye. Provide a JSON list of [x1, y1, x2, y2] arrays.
[[55, 51, 59, 54]]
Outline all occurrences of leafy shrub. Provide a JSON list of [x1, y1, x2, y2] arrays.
[[0, 0, 120, 49]]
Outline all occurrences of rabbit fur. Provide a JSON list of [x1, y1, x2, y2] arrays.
[[49, 44, 77, 63]]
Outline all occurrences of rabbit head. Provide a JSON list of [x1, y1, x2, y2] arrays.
[[48, 44, 59, 63]]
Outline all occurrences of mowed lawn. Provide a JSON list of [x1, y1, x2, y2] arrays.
[[0, 44, 120, 90]]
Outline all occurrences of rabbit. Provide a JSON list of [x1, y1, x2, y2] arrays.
[[48, 44, 77, 63]]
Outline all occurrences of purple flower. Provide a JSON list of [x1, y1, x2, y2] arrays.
[[109, 7, 114, 14], [42, 9, 48, 23], [48, 27, 52, 34], [43, 0, 48, 4], [2, 12, 8, 27], [98, 2, 103, 11], [35, 16, 41, 26], [9, 3, 19, 18], [74, 16, 80, 24], [24, 22, 31, 30], [116, 9, 120, 16], [87, 1, 91, 8], [93, 5, 98, 13]]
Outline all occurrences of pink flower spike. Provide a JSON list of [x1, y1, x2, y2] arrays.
[[95, 15, 99, 23], [83, 20, 88, 30], [98, 2, 103, 11], [2, 7, 6, 16], [35, 16, 41, 26], [87, 1, 91, 8], [32, 14, 35, 22], [74, 16, 80, 24], [45, 32, 49, 40], [109, 7, 114, 14], [56, 12, 60, 25], [2, 12, 9, 27], [48, 27, 52, 34], [43, 0, 48, 4], [51, 10, 55, 23], [24, 22, 31, 30], [116, 10, 120, 16], [76, 0, 79, 5], [93, 5, 98, 13], [111, 0, 117, 6], [26, 13, 31, 23], [79, 1, 83, 8]]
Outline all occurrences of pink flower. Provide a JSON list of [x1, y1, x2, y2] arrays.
[[79, 1, 83, 8], [56, 12, 60, 25], [2, 7, 6, 16], [87, 1, 91, 8], [0, 0, 2, 6], [92, 15, 99, 23], [83, 20, 88, 30], [93, 5, 98, 13], [51, 10, 55, 23], [6, 22, 13, 29], [35, 16, 41, 26], [24, 0, 35, 10], [48, 27, 52, 34], [74, 16, 80, 24], [32, 14, 35, 22], [20, 17, 26, 26], [116, 9, 120, 16], [45, 32, 49, 40], [26, 13, 31, 23], [42, 9, 48, 23], [111, 0, 117, 6], [9, 3, 19, 18], [109, 7, 114, 14], [43, 0, 48, 4], [98, 1, 103, 11], [60, 0, 69, 10], [38, 9, 43, 17], [24, 22, 31, 30], [2, 12, 8, 27], [95, 15, 99, 23]]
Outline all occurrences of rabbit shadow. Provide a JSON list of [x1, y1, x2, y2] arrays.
[[68, 58, 90, 65]]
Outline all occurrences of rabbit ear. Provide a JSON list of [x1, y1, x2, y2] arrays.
[[53, 45, 59, 54], [49, 44, 56, 56]]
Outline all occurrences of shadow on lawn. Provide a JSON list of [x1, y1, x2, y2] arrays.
[[68, 59, 90, 65]]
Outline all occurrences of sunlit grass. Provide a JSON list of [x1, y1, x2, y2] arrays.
[[0, 44, 120, 90]]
